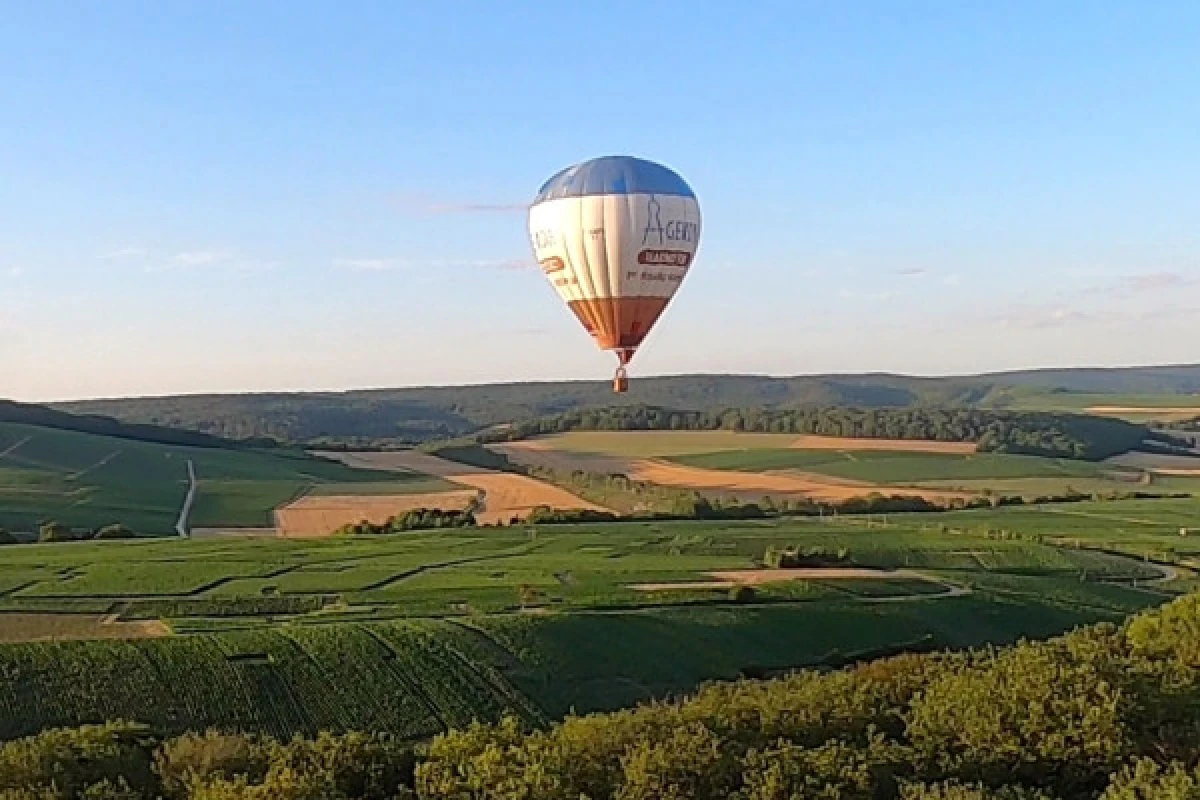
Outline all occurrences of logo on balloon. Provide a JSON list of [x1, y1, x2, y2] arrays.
[[637, 250, 692, 267], [641, 195, 699, 246]]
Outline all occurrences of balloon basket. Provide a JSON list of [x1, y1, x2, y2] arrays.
[[613, 367, 629, 394]]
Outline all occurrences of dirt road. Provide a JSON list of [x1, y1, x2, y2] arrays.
[[175, 460, 196, 537]]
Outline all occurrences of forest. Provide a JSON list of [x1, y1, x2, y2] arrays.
[[51, 365, 1200, 446], [485, 406, 1157, 461], [3, 592, 1199, 799]]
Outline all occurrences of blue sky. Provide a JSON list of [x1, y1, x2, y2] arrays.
[[2, 2, 1198, 400]]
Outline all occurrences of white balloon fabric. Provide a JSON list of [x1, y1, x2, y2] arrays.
[[528, 156, 701, 390]]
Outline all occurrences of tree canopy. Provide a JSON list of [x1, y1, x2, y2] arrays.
[[4, 593, 1200, 798]]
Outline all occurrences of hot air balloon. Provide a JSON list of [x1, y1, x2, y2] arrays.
[[528, 156, 701, 392]]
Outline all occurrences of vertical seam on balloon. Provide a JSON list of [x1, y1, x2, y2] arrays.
[[594, 193, 612, 301], [573, 195, 599, 305], [555, 200, 584, 312]]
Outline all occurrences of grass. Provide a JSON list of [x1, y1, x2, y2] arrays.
[[529, 430, 1199, 499], [0, 495, 1198, 738], [0, 422, 453, 533]]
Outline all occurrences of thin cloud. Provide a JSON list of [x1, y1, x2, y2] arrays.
[[2, 265, 25, 278], [144, 250, 277, 273], [988, 304, 1182, 330], [470, 258, 536, 271], [428, 202, 528, 214], [172, 250, 233, 267], [895, 268, 927, 277], [98, 246, 148, 261], [334, 257, 535, 272], [333, 258, 408, 272], [1086, 270, 1195, 297], [992, 306, 1097, 329], [387, 192, 527, 216], [1119, 271, 1192, 292]]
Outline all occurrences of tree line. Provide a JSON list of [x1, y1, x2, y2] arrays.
[[0, 521, 139, 545], [4, 591, 1200, 798], [332, 508, 475, 536], [478, 405, 1161, 461]]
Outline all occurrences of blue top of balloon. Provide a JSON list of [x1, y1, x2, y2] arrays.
[[533, 156, 695, 203]]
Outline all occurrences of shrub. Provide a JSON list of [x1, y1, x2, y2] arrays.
[[729, 585, 756, 603], [155, 730, 272, 798], [37, 521, 77, 543], [1100, 759, 1200, 800], [0, 722, 157, 797], [94, 524, 136, 540]]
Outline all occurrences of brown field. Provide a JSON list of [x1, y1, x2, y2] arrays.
[[788, 435, 977, 454], [492, 441, 975, 504], [522, 430, 979, 458], [190, 527, 279, 539], [1087, 405, 1200, 421], [316, 451, 612, 525], [275, 489, 479, 537], [0, 613, 169, 643]]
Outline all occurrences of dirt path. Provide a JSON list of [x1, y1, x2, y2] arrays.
[[0, 435, 32, 460], [0, 612, 170, 643], [492, 442, 975, 504], [1035, 506, 1170, 527], [67, 449, 122, 481], [175, 460, 197, 537], [1141, 562, 1179, 586], [630, 567, 972, 602], [189, 527, 279, 539], [316, 451, 612, 526], [863, 581, 972, 603], [788, 435, 977, 454]]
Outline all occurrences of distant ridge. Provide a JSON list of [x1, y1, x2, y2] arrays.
[[0, 399, 242, 449], [48, 363, 1200, 446]]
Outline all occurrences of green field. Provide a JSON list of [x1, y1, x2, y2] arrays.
[[0, 422, 454, 534], [1, 495, 1197, 739], [533, 430, 807, 457], [663, 446, 1200, 498], [1002, 389, 1200, 420], [520, 430, 1200, 498]]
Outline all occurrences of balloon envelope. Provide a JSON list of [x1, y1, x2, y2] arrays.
[[528, 156, 701, 368]]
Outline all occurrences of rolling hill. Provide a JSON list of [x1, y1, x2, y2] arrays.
[[0, 406, 451, 535], [49, 363, 1200, 446]]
